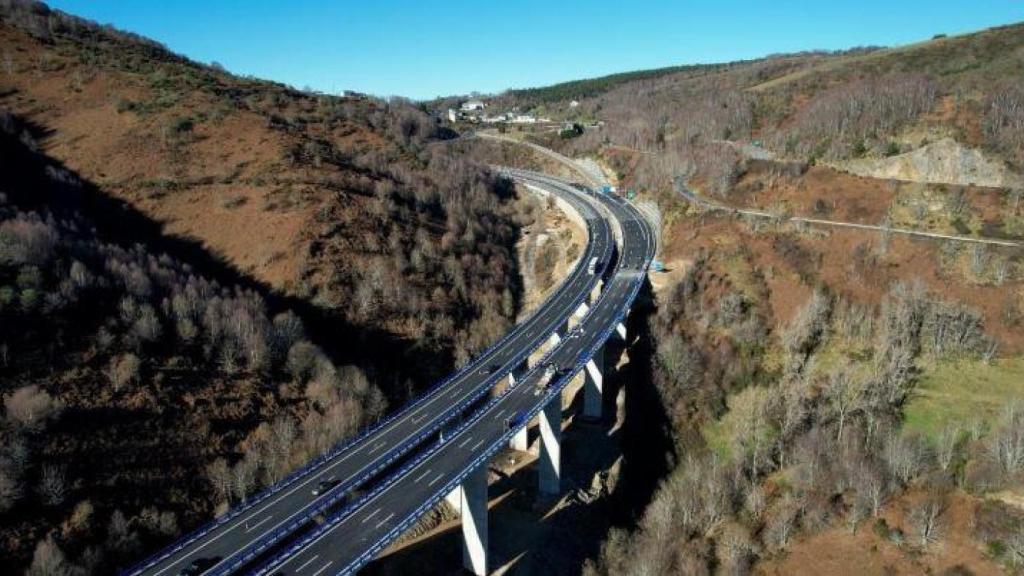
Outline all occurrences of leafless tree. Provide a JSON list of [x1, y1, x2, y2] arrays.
[[232, 453, 260, 502], [206, 458, 232, 504], [855, 460, 889, 517], [40, 464, 67, 506], [4, 385, 62, 430], [1008, 522, 1024, 567], [935, 426, 961, 473], [728, 386, 776, 475], [825, 368, 866, 443], [107, 353, 141, 391], [27, 537, 71, 576], [884, 431, 926, 485], [717, 522, 754, 576], [764, 494, 800, 550], [994, 256, 1010, 286], [989, 403, 1024, 475], [782, 288, 832, 374], [909, 492, 946, 549], [0, 466, 22, 512], [970, 244, 989, 278]]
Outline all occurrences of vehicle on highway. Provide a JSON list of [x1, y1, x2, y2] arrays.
[[479, 363, 502, 376], [534, 362, 564, 396], [587, 256, 601, 275], [504, 410, 529, 431], [178, 557, 220, 576], [311, 477, 339, 496]]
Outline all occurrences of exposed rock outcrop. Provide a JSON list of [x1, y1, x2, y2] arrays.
[[833, 138, 1022, 188]]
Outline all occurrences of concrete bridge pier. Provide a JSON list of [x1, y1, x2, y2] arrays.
[[546, 317, 569, 351], [538, 394, 562, 494], [445, 466, 489, 576], [584, 344, 605, 419], [506, 358, 529, 388], [614, 310, 628, 342]]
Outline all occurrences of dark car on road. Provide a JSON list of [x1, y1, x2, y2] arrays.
[[179, 557, 220, 576], [311, 477, 340, 496]]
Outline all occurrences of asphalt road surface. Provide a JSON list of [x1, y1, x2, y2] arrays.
[[128, 174, 613, 576], [255, 171, 654, 576]]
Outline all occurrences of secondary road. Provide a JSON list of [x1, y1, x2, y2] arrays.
[[126, 174, 613, 576], [254, 170, 655, 576]]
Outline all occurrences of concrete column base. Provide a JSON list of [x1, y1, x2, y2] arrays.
[[509, 424, 528, 451], [460, 466, 488, 576], [584, 344, 605, 419], [539, 395, 562, 494], [507, 358, 529, 388]]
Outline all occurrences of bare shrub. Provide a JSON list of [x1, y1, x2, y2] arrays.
[[4, 385, 62, 430], [985, 84, 1024, 167], [107, 353, 141, 391], [27, 537, 71, 576]]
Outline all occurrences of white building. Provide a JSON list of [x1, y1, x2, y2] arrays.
[[460, 99, 486, 112], [448, 109, 459, 123], [569, 100, 579, 108]]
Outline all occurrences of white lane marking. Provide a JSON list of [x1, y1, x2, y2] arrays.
[[311, 561, 333, 576], [238, 179, 634, 573], [295, 555, 319, 572], [428, 472, 445, 487], [367, 441, 387, 455], [450, 389, 463, 399], [244, 515, 274, 533], [375, 512, 396, 530], [470, 438, 486, 451], [457, 435, 474, 449], [361, 508, 381, 524], [414, 468, 432, 483]]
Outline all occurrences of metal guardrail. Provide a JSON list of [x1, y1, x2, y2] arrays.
[[335, 272, 649, 576], [205, 179, 615, 575], [253, 255, 643, 576], [121, 174, 612, 576], [252, 184, 655, 576]]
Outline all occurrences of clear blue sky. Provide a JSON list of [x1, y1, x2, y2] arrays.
[[46, 0, 1024, 100]]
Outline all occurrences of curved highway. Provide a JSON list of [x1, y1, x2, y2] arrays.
[[254, 170, 655, 576], [126, 169, 613, 576]]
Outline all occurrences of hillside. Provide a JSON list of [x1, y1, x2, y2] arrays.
[[0, 1, 526, 574], [0, 1, 523, 375], [466, 22, 1024, 576]]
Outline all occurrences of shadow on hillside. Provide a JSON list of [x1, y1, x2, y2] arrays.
[[609, 277, 675, 523], [0, 112, 453, 399]]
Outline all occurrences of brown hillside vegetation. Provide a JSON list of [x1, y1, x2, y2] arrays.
[[0, 1, 524, 369], [0, 1, 528, 574], [476, 19, 1024, 576]]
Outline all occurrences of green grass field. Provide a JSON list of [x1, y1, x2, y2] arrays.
[[903, 357, 1024, 440]]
